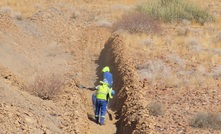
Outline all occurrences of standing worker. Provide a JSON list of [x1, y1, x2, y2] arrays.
[[102, 66, 114, 106], [102, 66, 113, 88], [95, 79, 113, 125]]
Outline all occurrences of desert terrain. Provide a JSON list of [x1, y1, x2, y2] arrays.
[[0, 0, 221, 134]]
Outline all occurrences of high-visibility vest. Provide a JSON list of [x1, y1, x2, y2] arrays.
[[96, 84, 109, 100]]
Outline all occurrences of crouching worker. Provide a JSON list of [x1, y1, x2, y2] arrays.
[[95, 80, 114, 125]]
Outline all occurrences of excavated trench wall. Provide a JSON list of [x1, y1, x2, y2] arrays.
[[99, 33, 155, 134]]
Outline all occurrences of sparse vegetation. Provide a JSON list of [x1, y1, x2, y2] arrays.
[[213, 32, 221, 47], [96, 20, 112, 27], [177, 26, 189, 36], [1, 0, 221, 133], [29, 74, 64, 100], [136, 0, 214, 24], [0, 6, 13, 16], [112, 12, 161, 34], [137, 60, 172, 81], [211, 65, 221, 78], [187, 38, 202, 52], [70, 10, 80, 19], [13, 12, 22, 20], [148, 102, 164, 116], [141, 38, 154, 47], [189, 112, 221, 130], [166, 54, 185, 67]]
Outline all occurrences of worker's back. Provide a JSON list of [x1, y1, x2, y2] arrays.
[[103, 71, 113, 87]]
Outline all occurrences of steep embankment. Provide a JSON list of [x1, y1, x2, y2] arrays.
[[0, 9, 90, 133]]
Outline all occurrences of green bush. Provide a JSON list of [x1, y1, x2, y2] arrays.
[[136, 0, 214, 24]]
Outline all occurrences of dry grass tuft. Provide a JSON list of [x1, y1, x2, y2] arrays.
[[211, 66, 221, 78], [140, 38, 155, 47], [148, 102, 164, 116], [96, 20, 112, 27], [213, 31, 221, 47], [70, 9, 80, 19], [187, 38, 202, 52], [166, 54, 185, 67], [29, 74, 64, 100], [189, 112, 221, 130], [0, 6, 13, 16], [177, 26, 189, 36], [13, 12, 22, 20], [137, 60, 172, 81]]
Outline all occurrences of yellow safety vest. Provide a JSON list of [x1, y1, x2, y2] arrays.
[[96, 84, 109, 100]]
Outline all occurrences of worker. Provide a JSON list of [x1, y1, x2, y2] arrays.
[[95, 79, 114, 125], [92, 87, 115, 114], [102, 66, 113, 88]]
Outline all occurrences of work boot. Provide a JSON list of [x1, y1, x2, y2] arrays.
[[95, 117, 99, 124], [100, 122, 105, 126], [100, 117, 105, 125]]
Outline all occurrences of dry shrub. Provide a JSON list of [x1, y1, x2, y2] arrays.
[[213, 32, 221, 47], [137, 60, 172, 81], [187, 38, 202, 52], [13, 12, 23, 20], [177, 26, 189, 36], [113, 12, 161, 34], [166, 54, 185, 67], [96, 20, 112, 27], [189, 112, 221, 130], [70, 10, 80, 19], [29, 74, 64, 100], [211, 66, 221, 78], [148, 102, 164, 116], [0, 6, 13, 16]]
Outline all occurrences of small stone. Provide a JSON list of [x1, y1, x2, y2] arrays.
[[25, 117, 35, 124]]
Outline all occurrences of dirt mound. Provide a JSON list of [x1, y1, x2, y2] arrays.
[[0, 65, 26, 90], [0, 7, 90, 133], [0, 78, 89, 133], [0, 14, 19, 33]]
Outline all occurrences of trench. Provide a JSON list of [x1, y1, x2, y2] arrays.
[[91, 33, 155, 134]]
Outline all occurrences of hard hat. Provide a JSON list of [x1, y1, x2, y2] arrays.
[[102, 66, 110, 72], [111, 90, 115, 96]]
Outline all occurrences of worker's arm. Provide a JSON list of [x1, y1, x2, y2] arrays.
[[88, 85, 100, 91], [88, 87, 96, 91]]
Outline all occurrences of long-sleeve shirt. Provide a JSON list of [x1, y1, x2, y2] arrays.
[[103, 72, 113, 88]]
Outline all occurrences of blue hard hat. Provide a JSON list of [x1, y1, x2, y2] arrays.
[[111, 90, 115, 96]]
